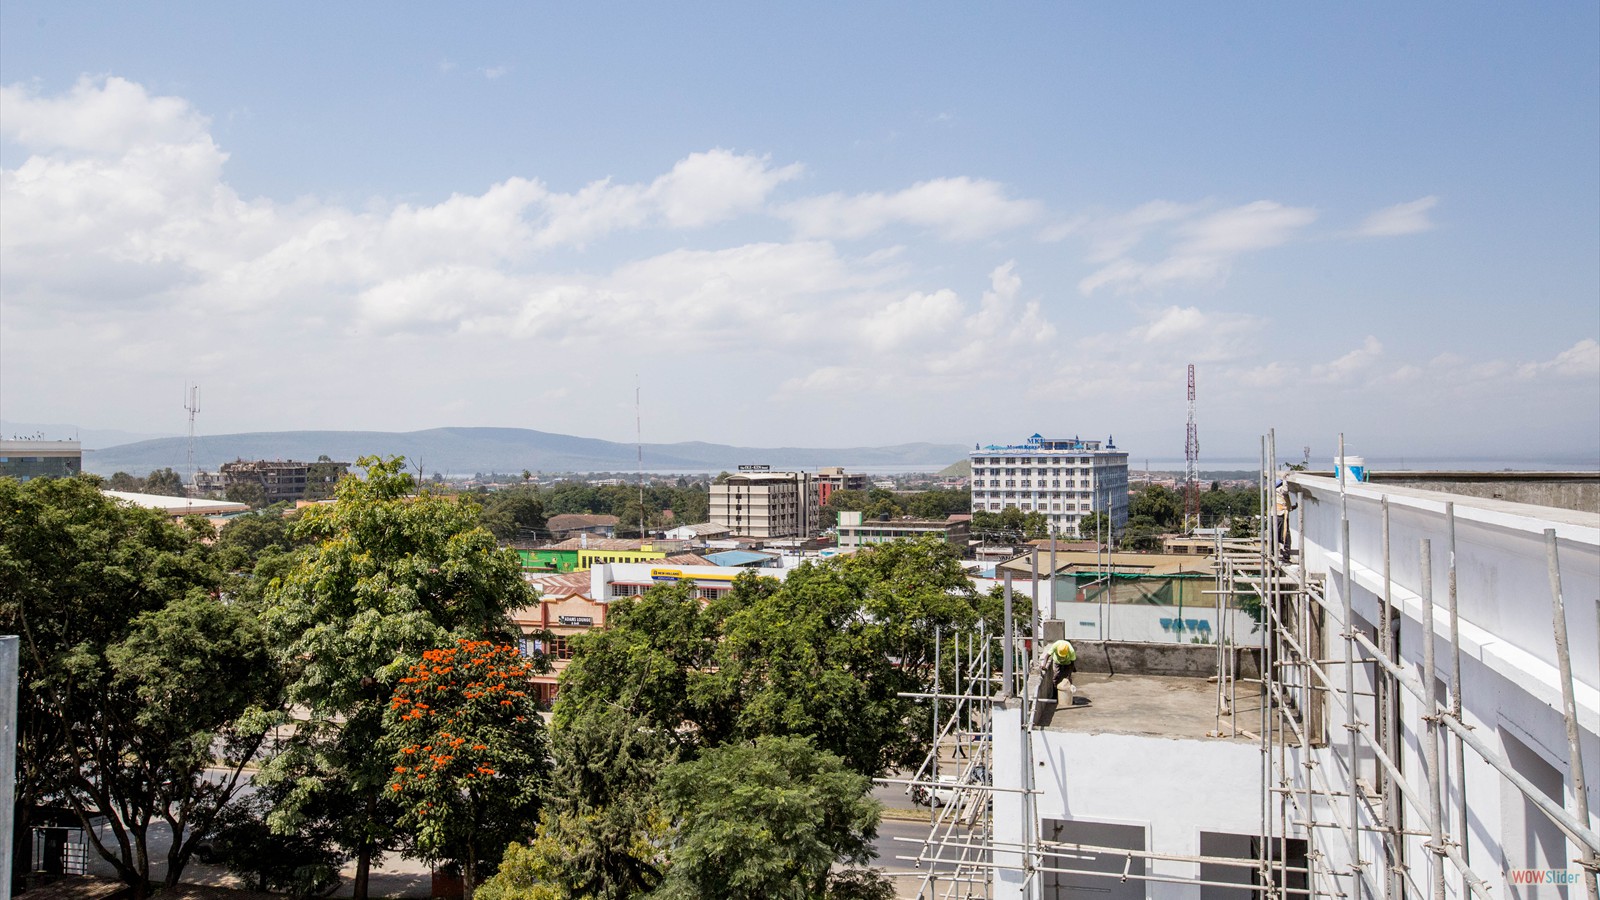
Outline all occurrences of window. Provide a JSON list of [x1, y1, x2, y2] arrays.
[[1021, 480, 1031, 488]]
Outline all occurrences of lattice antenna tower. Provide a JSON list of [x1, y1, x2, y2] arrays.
[[1184, 364, 1199, 532], [636, 377, 645, 540], [184, 383, 201, 486]]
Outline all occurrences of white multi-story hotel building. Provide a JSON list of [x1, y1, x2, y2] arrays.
[[969, 434, 1129, 536]]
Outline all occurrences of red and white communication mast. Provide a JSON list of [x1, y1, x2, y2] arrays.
[[1184, 364, 1199, 533]]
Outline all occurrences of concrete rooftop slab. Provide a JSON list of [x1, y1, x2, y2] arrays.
[[1035, 672, 1261, 741]]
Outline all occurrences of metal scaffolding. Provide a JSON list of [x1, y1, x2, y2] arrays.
[[882, 430, 1600, 900]]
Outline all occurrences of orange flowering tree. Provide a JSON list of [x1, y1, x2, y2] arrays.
[[381, 639, 550, 897]]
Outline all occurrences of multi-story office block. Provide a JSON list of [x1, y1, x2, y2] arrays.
[[709, 470, 819, 539]]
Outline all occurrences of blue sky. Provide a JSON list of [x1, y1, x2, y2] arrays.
[[2, 3, 1596, 461]]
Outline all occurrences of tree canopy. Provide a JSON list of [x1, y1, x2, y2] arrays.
[[555, 536, 988, 777], [261, 456, 533, 899], [382, 640, 550, 897], [652, 736, 884, 900], [0, 475, 277, 897]]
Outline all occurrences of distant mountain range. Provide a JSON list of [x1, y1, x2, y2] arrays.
[[81, 427, 969, 477]]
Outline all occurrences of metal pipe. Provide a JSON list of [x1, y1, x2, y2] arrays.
[[1002, 571, 1014, 699], [1259, 435, 1272, 893], [934, 625, 941, 784], [1445, 503, 1471, 899], [1379, 496, 1401, 900], [1339, 433, 1364, 900], [1030, 548, 1040, 646], [1546, 527, 1600, 900], [1347, 624, 1600, 851], [1419, 540, 1446, 900]]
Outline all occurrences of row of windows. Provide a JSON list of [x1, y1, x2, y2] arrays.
[[973, 466, 1104, 477], [972, 486, 1100, 493], [972, 456, 1106, 466], [612, 582, 727, 601], [982, 501, 1096, 513], [984, 479, 1094, 488]]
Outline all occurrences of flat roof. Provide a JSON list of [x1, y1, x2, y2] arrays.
[[996, 551, 1215, 578], [1036, 672, 1257, 742], [102, 490, 251, 517]]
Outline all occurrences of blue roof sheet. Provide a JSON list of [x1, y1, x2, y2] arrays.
[[704, 550, 777, 568]]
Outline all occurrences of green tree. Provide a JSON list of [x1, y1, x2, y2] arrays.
[[516, 710, 670, 899], [477, 485, 548, 543], [261, 456, 532, 899], [225, 480, 267, 508], [142, 467, 186, 497], [204, 790, 347, 897], [303, 455, 348, 500], [1077, 511, 1111, 543], [903, 488, 970, 520], [821, 489, 869, 529], [555, 537, 988, 777], [382, 640, 550, 898], [474, 841, 560, 900], [1128, 485, 1182, 530], [552, 582, 725, 758], [0, 476, 277, 897], [107, 471, 143, 491], [653, 735, 885, 900]]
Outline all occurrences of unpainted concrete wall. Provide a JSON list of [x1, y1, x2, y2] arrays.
[[1366, 472, 1599, 513], [1048, 634, 1261, 680]]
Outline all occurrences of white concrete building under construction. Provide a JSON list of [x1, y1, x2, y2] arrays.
[[970, 434, 1130, 537], [708, 468, 819, 539], [896, 452, 1600, 900]]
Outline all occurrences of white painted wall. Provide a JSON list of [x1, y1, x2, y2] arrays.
[[1290, 474, 1600, 900], [992, 702, 1263, 900], [988, 476, 1600, 899]]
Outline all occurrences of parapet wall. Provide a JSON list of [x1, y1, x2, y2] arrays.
[[1048, 634, 1260, 680]]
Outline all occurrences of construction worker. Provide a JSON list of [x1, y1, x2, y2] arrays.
[[1274, 478, 1296, 559], [1043, 638, 1077, 698]]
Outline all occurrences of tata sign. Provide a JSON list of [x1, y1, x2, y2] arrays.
[[737, 464, 771, 471]]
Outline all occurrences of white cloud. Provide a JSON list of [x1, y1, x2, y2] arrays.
[[2, 75, 1591, 457], [1077, 200, 1317, 295], [1356, 196, 1439, 237], [0, 76, 212, 155], [1310, 335, 1384, 383], [861, 289, 964, 351], [480, 65, 512, 80], [647, 149, 803, 228], [780, 176, 1041, 241], [1517, 339, 1600, 380]]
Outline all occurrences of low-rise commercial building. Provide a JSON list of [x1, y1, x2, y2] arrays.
[[0, 440, 82, 481], [515, 556, 797, 705], [836, 511, 972, 551]]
